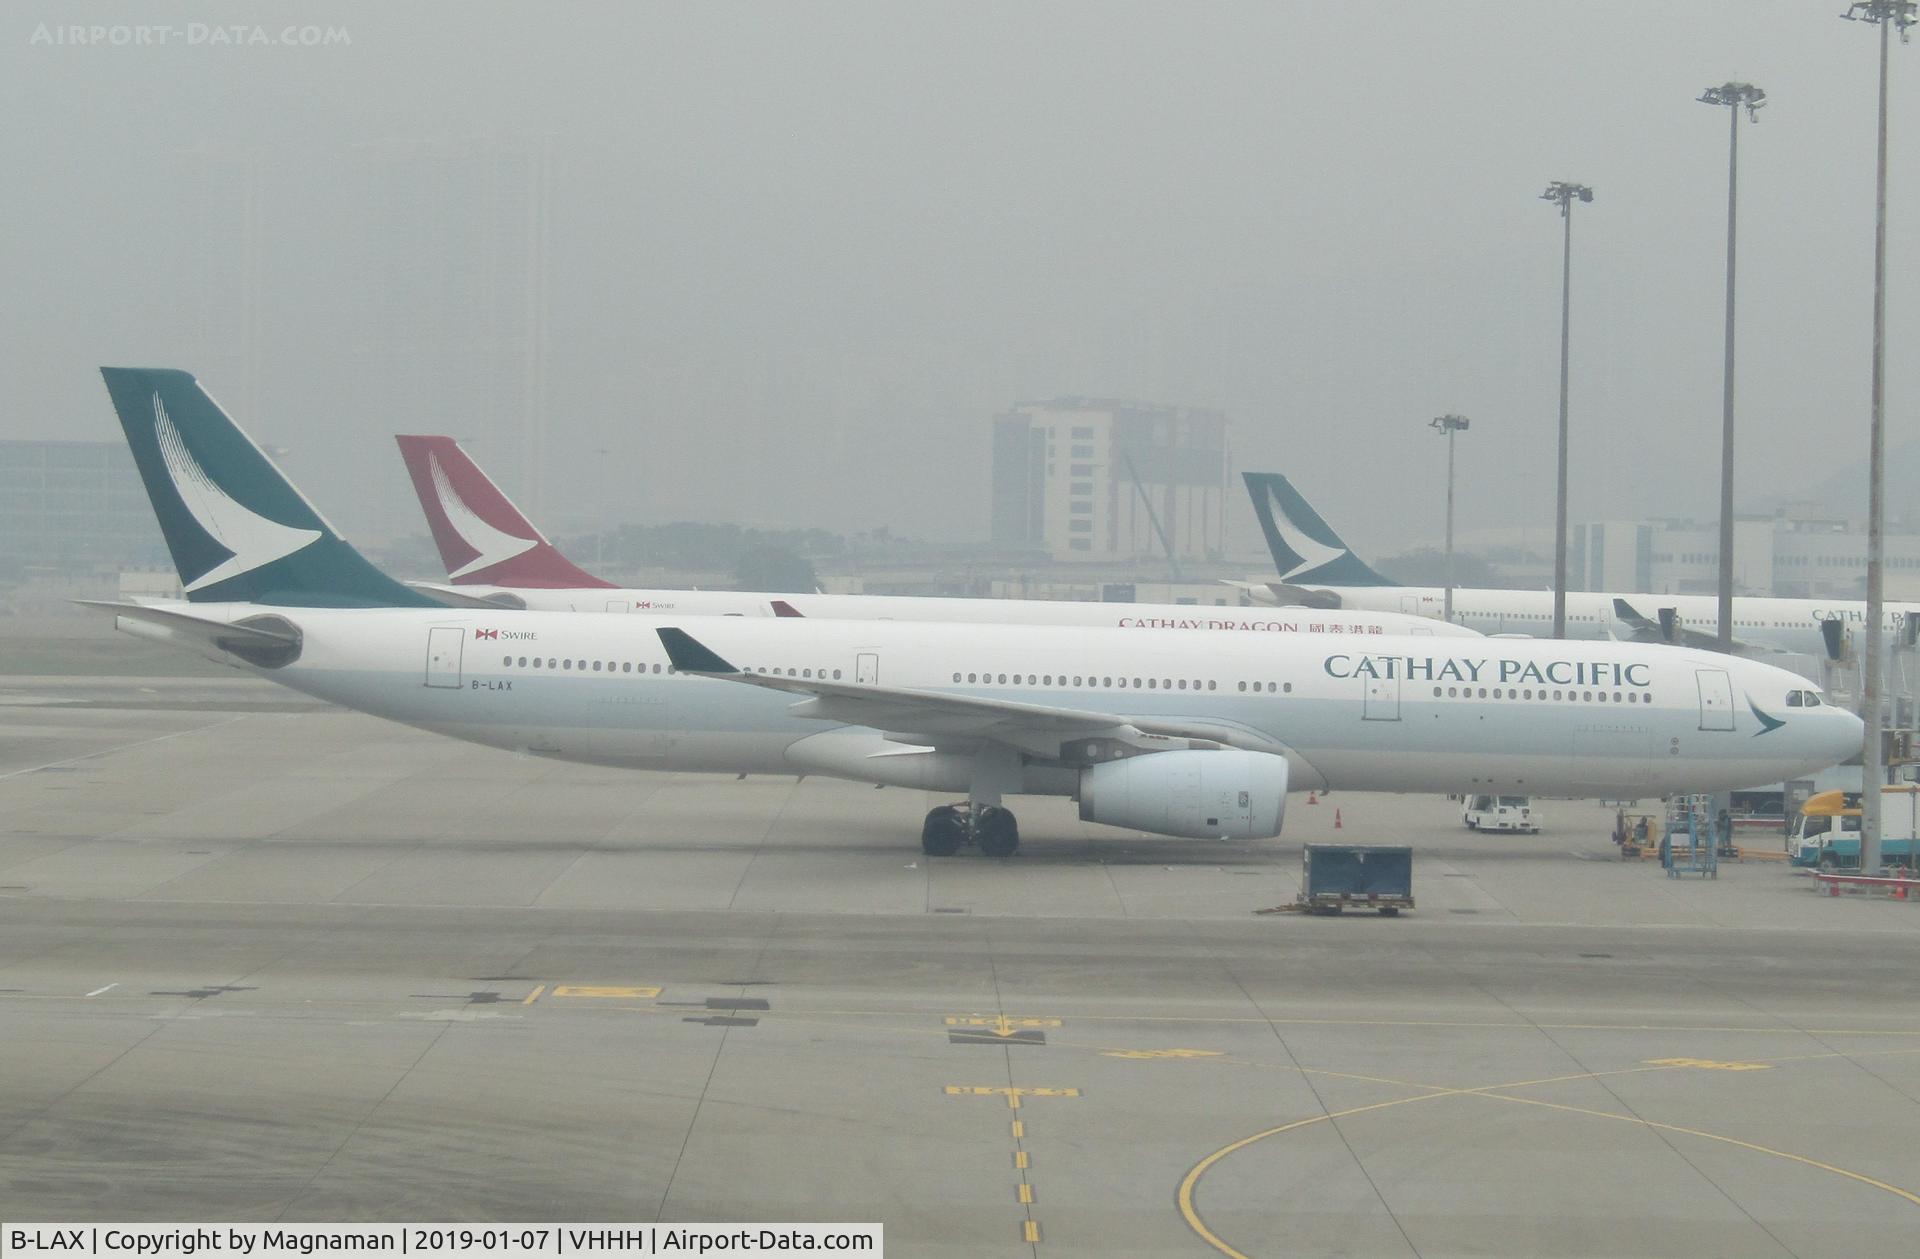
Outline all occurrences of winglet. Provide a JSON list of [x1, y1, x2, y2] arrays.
[[656, 627, 740, 674]]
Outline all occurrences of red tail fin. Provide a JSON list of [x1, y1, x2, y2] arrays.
[[394, 436, 614, 588]]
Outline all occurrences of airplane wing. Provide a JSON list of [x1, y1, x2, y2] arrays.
[[1611, 597, 1778, 656], [405, 580, 530, 610], [656, 627, 1291, 760], [1218, 579, 1342, 609]]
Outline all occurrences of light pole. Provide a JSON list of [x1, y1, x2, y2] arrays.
[[1541, 181, 1593, 639], [1698, 82, 1765, 653], [1844, 1, 1913, 876], [1430, 415, 1470, 623]]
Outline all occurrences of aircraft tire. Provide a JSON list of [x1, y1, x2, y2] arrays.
[[976, 806, 1019, 858], [921, 806, 965, 857]]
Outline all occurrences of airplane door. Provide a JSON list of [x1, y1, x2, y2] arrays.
[[605, 600, 631, 613], [856, 652, 879, 685], [1400, 595, 1421, 615], [1695, 668, 1735, 731], [1362, 674, 1401, 721], [425, 626, 464, 688]]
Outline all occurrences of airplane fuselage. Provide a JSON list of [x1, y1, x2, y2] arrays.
[[162, 605, 1861, 803], [1284, 586, 1918, 657], [419, 583, 1483, 640]]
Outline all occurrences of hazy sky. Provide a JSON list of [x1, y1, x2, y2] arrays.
[[4, 2, 1915, 559]]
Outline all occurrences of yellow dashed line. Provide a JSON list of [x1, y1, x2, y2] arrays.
[[521, 984, 546, 1006], [1013, 1150, 1030, 1170], [1010, 1120, 1024, 1138], [1017, 1183, 1034, 1205], [1022, 1221, 1040, 1243]]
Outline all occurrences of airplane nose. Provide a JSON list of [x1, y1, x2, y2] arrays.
[[1829, 709, 1866, 763]]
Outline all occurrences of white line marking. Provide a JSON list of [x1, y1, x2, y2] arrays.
[[86, 983, 118, 997], [0, 715, 249, 781]]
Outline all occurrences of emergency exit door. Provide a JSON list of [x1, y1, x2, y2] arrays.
[[856, 652, 879, 685], [1695, 668, 1735, 731], [425, 626, 464, 688]]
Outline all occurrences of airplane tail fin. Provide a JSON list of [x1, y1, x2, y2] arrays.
[[1241, 472, 1395, 587], [394, 435, 613, 589], [98, 368, 437, 607]]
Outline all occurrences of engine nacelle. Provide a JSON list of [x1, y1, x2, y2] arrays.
[[1078, 749, 1289, 840]]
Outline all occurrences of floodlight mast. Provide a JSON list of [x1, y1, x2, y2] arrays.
[[1842, 0, 1913, 877], [1697, 82, 1765, 654], [1430, 415, 1470, 623], [1540, 181, 1593, 640]]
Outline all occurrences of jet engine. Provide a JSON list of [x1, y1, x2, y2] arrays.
[[1078, 749, 1289, 839]]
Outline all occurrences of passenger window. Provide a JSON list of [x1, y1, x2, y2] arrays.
[[1148, 678, 1157, 689], [592, 661, 601, 671], [1044, 675, 1053, 685], [519, 657, 528, 667], [1207, 680, 1216, 691], [563, 660, 572, 670], [1433, 686, 1442, 697], [1074, 676, 1083, 686], [968, 673, 977, 683], [1103, 677, 1112, 687], [1284, 683, 1292, 693], [503, 655, 512, 667], [1177, 679, 1187, 690], [1241, 682, 1249, 692], [1448, 686, 1457, 697]]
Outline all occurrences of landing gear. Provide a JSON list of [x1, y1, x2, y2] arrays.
[[921, 805, 966, 856], [976, 805, 1020, 858], [917, 802, 1021, 858]]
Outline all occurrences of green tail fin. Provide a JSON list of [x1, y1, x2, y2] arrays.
[[98, 368, 438, 607]]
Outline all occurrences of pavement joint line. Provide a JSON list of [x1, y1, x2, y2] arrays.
[[0, 714, 251, 781]]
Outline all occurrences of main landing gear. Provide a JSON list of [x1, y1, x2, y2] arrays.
[[920, 803, 1020, 858]]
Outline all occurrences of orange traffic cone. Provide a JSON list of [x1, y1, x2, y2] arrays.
[[1307, 791, 1318, 805], [1334, 808, 1343, 830]]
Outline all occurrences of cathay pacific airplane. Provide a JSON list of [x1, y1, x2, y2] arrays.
[[1239, 471, 1919, 660], [391, 435, 1475, 641], [87, 368, 1860, 857]]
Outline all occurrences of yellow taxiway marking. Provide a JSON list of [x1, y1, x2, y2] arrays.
[[1022, 1221, 1040, 1243], [1013, 1151, 1030, 1170], [947, 1015, 1061, 1030], [1177, 1056, 1920, 1259], [521, 985, 546, 1006], [552, 985, 661, 999], [1643, 1057, 1772, 1071], [1017, 1183, 1034, 1205], [945, 1086, 1079, 1109], [1010, 1120, 1024, 1139], [1103, 1048, 1223, 1060]]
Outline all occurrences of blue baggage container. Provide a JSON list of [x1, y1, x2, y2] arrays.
[[1302, 844, 1414, 915]]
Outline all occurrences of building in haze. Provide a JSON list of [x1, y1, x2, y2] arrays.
[[0, 440, 166, 574], [1573, 511, 1920, 600], [990, 398, 1232, 563]]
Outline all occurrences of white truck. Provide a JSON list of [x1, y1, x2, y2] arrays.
[[1462, 794, 1539, 833]]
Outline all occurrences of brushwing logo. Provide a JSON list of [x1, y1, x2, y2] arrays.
[[153, 393, 321, 593], [428, 450, 540, 579], [1264, 484, 1348, 581]]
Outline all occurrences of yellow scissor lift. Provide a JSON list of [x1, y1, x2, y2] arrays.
[[1662, 794, 1719, 879]]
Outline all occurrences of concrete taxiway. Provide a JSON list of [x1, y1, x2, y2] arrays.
[[2, 672, 1918, 1257]]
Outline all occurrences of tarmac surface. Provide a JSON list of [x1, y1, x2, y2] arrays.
[[3, 672, 1919, 1256]]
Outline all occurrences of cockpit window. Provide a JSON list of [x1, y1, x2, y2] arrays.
[[1785, 689, 1823, 708]]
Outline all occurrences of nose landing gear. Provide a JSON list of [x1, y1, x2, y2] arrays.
[[919, 802, 1021, 858]]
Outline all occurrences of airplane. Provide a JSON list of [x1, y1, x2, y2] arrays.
[[89, 368, 1861, 858], [1238, 471, 1920, 660], [392, 434, 1480, 641]]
